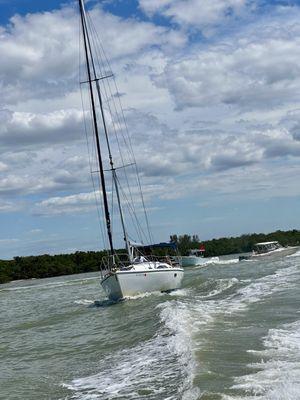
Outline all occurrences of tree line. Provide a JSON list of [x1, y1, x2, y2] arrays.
[[171, 229, 300, 256], [1, 229, 299, 284], [0, 251, 106, 284]]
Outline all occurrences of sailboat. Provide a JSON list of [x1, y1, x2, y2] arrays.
[[78, 0, 184, 301]]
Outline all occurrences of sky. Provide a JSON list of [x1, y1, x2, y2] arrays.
[[1, 0, 300, 259]]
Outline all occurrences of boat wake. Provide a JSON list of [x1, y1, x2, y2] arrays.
[[63, 299, 200, 399], [124, 288, 190, 300], [64, 263, 299, 399], [124, 290, 164, 300], [286, 248, 300, 258], [214, 258, 239, 265], [198, 278, 239, 299], [190, 264, 299, 316], [223, 319, 300, 399], [230, 264, 299, 307], [193, 258, 239, 268]]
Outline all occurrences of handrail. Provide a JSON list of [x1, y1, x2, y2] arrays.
[[100, 253, 181, 274]]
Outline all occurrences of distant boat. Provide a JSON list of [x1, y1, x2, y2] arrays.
[[239, 241, 297, 261], [181, 247, 219, 267], [78, 0, 184, 300]]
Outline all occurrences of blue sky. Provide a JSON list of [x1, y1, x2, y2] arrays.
[[1, 0, 300, 259]]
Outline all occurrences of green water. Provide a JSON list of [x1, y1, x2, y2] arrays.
[[1, 251, 300, 399]]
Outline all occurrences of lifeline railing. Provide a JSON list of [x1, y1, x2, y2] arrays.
[[99, 253, 182, 279]]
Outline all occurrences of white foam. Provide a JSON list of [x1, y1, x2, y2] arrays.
[[215, 258, 240, 265], [124, 288, 190, 300], [193, 258, 239, 268], [74, 299, 94, 305], [158, 300, 201, 399], [199, 263, 298, 320], [229, 264, 299, 307], [199, 278, 239, 299], [64, 261, 300, 400], [168, 288, 190, 297], [64, 299, 201, 399], [193, 257, 239, 267], [188, 264, 299, 318], [286, 249, 300, 258], [124, 290, 164, 300], [225, 320, 300, 400]]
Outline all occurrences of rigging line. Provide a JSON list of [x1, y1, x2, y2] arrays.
[[119, 190, 147, 245], [107, 74, 154, 244], [86, 20, 126, 166], [85, 5, 152, 245], [112, 170, 143, 241], [79, 17, 108, 252], [85, 12, 106, 80], [88, 25, 137, 170], [88, 19, 143, 234], [80, 47, 108, 251], [85, 20, 130, 163], [81, 63, 109, 250], [80, 91, 107, 251], [79, 66, 108, 253], [85, 14, 136, 252], [88, 103, 110, 252], [115, 174, 149, 243], [79, 0, 114, 256], [100, 80, 140, 222], [84, 12, 130, 253], [114, 88, 154, 244], [82, 9, 112, 165], [90, 27, 153, 244], [110, 172, 114, 240]]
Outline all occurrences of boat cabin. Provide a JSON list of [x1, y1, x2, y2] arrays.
[[253, 241, 282, 254]]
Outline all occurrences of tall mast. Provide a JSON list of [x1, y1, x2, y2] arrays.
[[81, 4, 131, 258], [79, 0, 114, 256]]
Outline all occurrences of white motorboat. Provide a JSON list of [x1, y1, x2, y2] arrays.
[[252, 241, 297, 257], [239, 241, 297, 261], [78, 0, 184, 300], [181, 248, 219, 267]]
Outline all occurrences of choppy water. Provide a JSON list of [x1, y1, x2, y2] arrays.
[[1, 250, 300, 400]]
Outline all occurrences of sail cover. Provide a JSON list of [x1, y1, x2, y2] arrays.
[[134, 242, 177, 250]]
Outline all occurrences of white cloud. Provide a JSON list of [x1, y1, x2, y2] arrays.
[[0, 8, 79, 105], [0, 161, 8, 172], [0, 175, 28, 195], [0, 200, 21, 213], [155, 28, 300, 111], [139, 0, 252, 34], [29, 228, 43, 234], [0, 109, 84, 149], [0, 238, 19, 244], [0, 4, 186, 106], [281, 109, 300, 141], [0, 1, 300, 255], [0, 145, 92, 197], [34, 191, 98, 215]]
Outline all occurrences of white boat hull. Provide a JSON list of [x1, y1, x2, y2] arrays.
[[239, 246, 299, 261], [101, 268, 184, 301], [251, 246, 298, 258], [181, 256, 219, 267]]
